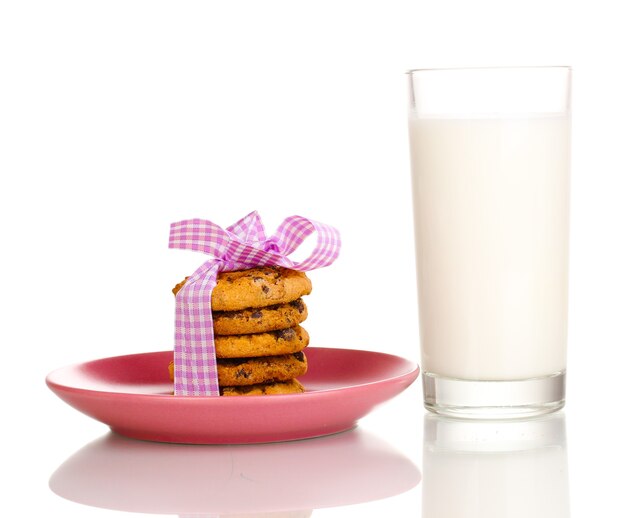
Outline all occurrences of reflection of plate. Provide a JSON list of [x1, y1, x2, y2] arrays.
[[46, 347, 419, 444], [49, 428, 421, 515]]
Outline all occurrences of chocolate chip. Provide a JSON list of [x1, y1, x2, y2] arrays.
[[290, 299, 305, 313], [274, 328, 296, 340], [236, 368, 250, 379], [251, 310, 263, 319], [261, 285, 270, 294], [293, 352, 305, 362]]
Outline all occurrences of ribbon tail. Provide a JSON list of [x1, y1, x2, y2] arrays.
[[174, 261, 221, 396]]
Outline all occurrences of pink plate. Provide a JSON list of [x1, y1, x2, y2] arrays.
[[46, 347, 419, 444]]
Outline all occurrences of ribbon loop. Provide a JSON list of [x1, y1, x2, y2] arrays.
[[226, 211, 267, 243], [170, 211, 340, 396], [169, 218, 231, 260], [273, 215, 342, 271]]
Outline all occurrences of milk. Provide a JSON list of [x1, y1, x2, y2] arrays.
[[409, 115, 570, 380]]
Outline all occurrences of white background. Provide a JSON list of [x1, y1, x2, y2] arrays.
[[1, 0, 625, 516]]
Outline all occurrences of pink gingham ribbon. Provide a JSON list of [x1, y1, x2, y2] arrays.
[[169, 211, 341, 396]]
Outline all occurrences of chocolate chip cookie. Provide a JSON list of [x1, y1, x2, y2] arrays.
[[173, 266, 312, 311], [214, 324, 309, 358], [212, 298, 308, 335], [217, 352, 308, 386], [168, 352, 307, 387], [221, 379, 305, 396]]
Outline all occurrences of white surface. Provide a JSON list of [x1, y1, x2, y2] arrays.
[[1, 0, 625, 516]]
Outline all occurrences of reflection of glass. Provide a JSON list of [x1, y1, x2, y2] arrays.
[[408, 67, 571, 418], [49, 428, 420, 516], [422, 413, 569, 517]]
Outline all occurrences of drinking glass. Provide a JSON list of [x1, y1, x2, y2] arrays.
[[408, 66, 571, 418]]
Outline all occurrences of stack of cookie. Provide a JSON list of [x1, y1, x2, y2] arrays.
[[169, 266, 312, 396]]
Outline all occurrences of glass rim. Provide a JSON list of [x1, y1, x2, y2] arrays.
[[406, 65, 571, 74]]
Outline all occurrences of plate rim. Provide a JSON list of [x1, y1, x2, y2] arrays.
[[46, 346, 420, 401]]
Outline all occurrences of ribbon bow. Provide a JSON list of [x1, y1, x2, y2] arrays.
[[169, 211, 341, 396]]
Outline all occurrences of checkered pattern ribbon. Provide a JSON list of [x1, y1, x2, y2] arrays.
[[169, 211, 341, 396]]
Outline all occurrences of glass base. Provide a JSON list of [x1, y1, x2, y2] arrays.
[[423, 371, 566, 419]]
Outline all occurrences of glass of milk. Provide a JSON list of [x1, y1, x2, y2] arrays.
[[408, 66, 571, 418]]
